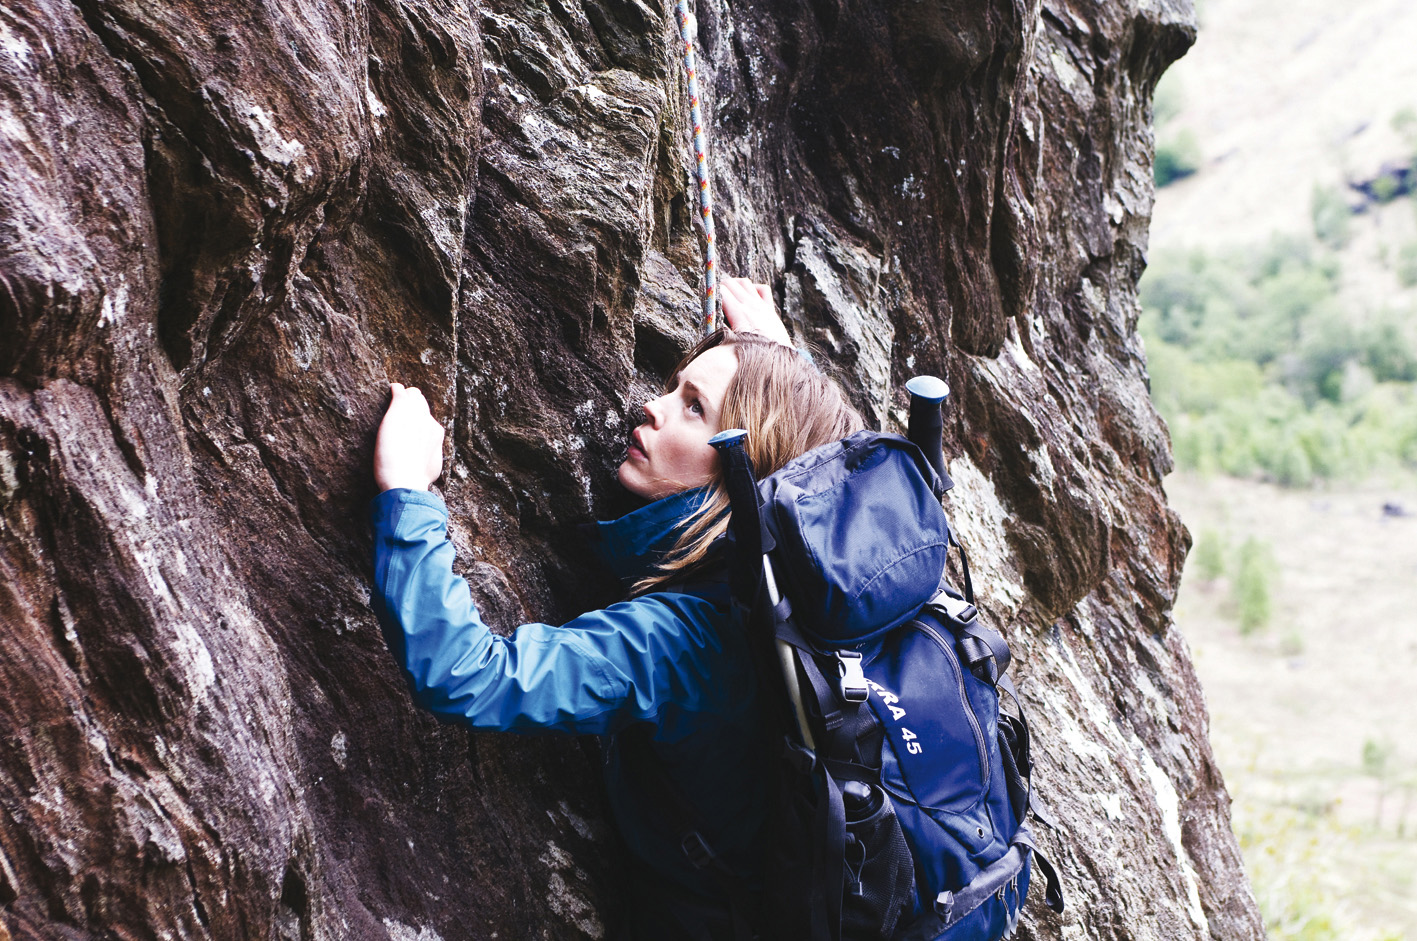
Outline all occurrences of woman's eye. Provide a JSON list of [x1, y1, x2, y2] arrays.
[[689, 399, 704, 416]]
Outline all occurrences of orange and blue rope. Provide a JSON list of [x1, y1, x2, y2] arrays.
[[675, 2, 719, 334]]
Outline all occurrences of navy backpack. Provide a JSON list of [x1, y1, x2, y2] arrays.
[[703, 378, 1065, 941]]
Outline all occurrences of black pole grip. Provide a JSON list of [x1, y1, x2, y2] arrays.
[[709, 429, 764, 598], [905, 375, 952, 492]]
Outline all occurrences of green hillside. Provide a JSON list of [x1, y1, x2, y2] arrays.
[[1141, 232, 1417, 485]]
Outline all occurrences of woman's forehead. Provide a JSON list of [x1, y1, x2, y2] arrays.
[[675, 344, 737, 399]]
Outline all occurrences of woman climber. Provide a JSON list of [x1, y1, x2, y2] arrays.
[[370, 277, 864, 940]]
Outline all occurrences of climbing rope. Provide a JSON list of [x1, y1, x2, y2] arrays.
[[674, 1, 719, 335]]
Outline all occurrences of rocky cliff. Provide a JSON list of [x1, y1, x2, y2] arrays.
[[0, 0, 1263, 938]]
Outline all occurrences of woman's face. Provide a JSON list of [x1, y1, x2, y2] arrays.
[[617, 344, 738, 501]]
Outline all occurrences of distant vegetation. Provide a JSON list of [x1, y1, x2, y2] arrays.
[[1310, 185, 1352, 249], [1144, 102, 1417, 485], [1152, 72, 1201, 188], [1140, 233, 1417, 485], [1155, 130, 1202, 187], [1188, 529, 1278, 636], [1398, 243, 1417, 288]]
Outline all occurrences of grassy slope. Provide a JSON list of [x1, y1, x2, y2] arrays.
[[1168, 473, 1417, 940], [1152, 0, 1417, 255]]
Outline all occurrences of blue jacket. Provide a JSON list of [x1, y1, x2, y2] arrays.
[[370, 487, 769, 932]]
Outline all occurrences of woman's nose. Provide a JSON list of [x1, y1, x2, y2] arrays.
[[642, 396, 664, 427]]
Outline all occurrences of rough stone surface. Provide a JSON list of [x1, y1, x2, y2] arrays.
[[0, 0, 1263, 938]]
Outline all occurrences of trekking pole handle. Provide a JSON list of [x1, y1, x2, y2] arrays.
[[709, 428, 764, 582], [905, 375, 951, 490], [708, 428, 748, 452], [708, 429, 757, 537]]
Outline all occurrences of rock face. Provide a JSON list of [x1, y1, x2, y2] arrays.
[[0, 0, 1262, 938]]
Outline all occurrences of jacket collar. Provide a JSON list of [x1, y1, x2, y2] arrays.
[[584, 487, 709, 587]]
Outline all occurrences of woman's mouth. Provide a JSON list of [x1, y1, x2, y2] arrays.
[[627, 429, 647, 460]]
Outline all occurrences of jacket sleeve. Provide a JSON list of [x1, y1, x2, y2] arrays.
[[370, 488, 726, 735]]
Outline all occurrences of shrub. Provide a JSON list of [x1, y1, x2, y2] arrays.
[[1293, 310, 1360, 403], [1361, 738, 1394, 829], [1310, 185, 1352, 249], [1233, 536, 1275, 635], [1361, 738, 1391, 778], [1345, 382, 1417, 474], [1292, 405, 1347, 478], [1270, 437, 1314, 487], [1256, 264, 1341, 362], [1155, 129, 1202, 187], [1370, 172, 1403, 204], [1357, 316, 1417, 384], [1396, 242, 1417, 288], [1191, 529, 1227, 581], [1394, 106, 1417, 140], [1360, 312, 1417, 382]]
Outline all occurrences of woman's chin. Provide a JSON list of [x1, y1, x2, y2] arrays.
[[616, 461, 646, 498]]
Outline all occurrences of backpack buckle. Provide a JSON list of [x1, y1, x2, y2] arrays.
[[836, 651, 868, 703], [937, 593, 978, 624], [680, 831, 717, 870]]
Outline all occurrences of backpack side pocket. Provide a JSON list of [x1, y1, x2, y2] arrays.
[[841, 783, 917, 939]]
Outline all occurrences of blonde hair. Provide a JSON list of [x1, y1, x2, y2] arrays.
[[632, 330, 865, 595]]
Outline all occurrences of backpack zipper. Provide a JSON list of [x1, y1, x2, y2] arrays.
[[911, 620, 989, 789]]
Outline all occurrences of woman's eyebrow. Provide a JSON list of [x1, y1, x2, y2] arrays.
[[681, 380, 718, 415]]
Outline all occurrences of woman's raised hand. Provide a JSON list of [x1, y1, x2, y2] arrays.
[[374, 383, 446, 492], [720, 277, 792, 346]]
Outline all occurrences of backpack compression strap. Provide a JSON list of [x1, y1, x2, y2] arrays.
[[948, 531, 975, 605], [892, 822, 1063, 940]]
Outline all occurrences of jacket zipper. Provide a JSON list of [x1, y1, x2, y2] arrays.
[[912, 619, 989, 789]]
